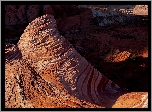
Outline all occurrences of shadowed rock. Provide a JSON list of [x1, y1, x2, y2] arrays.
[[5, 5, 93, 44], [5, 14, 148, 108]]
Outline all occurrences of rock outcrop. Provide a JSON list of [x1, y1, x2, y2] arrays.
[[133, 5, 148, 15], [5, 14, 148, 108], [112, 92, 148, 108], [5, 5, 93, 44]]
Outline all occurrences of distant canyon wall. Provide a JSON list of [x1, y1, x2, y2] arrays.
[[5, 5, 148, 44], [5, 5, 93, 44]]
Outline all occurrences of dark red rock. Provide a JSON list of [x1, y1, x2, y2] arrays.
[[56, 9, 93, 32], [51, 5, 67, 18], [56, 15, 81, 32], [5, 5, 93, 44], [79, 9, 93, 28], [5, 5, 18, 25], [27, 5, 41, 23], [43, 5, 56, 16]]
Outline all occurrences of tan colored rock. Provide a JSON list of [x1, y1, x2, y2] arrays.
[[133, 5, 148, 15], [5, 14, 148, 108], [112, 92, 148, 108], [18, 14, 123, 107], [5, 60, 34, 108], [5, 14, 117, 108], [104, 48, 131, 62], [5, 43, 99, 108], [5, 58, 102, 108]]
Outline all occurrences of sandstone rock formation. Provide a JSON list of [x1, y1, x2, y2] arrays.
[[133, 5, 148, 15], [112, 92, 148, 108], [5, 45, 104, 108], [5, 5, 93, 44], [5, 14, 148, 108]]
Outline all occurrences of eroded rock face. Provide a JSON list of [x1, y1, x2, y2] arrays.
[[5, 14, 148, 108], [17, 14, 123, 107], [5, 35, 102, 108]]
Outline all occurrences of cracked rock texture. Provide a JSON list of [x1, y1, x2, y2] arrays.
[[5, 14, 103, 108], [5, 14, 148, 108]]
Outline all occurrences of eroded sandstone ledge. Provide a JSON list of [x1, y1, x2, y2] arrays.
[[5, 14, 148, 108]]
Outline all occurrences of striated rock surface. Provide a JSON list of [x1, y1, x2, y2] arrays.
[[5, 44, 22, 64], [5, 14, 148, 108], [17, 14, 123, 107], [5, 56, 102, 108], [5, 15, 103, 108]]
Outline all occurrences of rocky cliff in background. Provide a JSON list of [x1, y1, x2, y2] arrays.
[[5, 5, 93, 44], [5, 5, 148, 44]]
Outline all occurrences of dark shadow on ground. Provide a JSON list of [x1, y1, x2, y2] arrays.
[[95, 56, 148, 92], [63, 10, 148, 92]]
